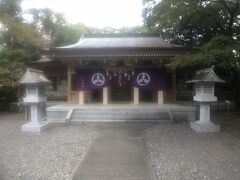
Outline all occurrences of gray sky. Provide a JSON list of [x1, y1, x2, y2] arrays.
[[21, 0, 143, 28]]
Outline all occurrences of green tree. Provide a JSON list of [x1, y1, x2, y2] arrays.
[[0, 3, 91, 107], [28, 8, 89, 47], [143, 0, 240, 45], [0, 0, 22, 20], [143, 0, 240, 107], [52, 23, 89, 46], [85, 25, 150, 34], [0, 0, 42, 107], [169, 35, 240, 106], [170, 36, 239, 70]]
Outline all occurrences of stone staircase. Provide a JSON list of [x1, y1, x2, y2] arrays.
[[71, 107, 171, 122], [47, 104, 195, 123]]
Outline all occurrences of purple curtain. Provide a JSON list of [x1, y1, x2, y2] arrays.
[[76, 68, 166, 91], [132, 68, 166, 90], [76, 69, 109, 91]]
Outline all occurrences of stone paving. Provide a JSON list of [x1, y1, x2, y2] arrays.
[[144, 112, 240, 180], [0, 112, 97, 180], [72, 122, 155, 180], [2, 111, 240, 180]]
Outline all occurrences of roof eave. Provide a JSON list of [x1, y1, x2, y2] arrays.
[[49, 46, 195, 53]]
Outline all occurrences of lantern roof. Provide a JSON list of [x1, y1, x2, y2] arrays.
[[19, 68, 51, 85], [186, 67, 225, 83]]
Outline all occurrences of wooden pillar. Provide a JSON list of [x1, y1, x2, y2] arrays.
[[133, 87, 139, 105], [158, 91, 164, 104], [67, 65, 72, 103], [108, 86, 111, 104], [57, 75, 60, 90], [172, 71, 176, 102], [103, 87, 109, 105], [79, 91, 84, 105]]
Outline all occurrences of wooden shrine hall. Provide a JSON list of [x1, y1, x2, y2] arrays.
[[33, 34, 192, 105]]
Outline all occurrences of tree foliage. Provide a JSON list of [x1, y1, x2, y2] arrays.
[[143, 0, 240, 106], [143, 0, 240, 45], [94, 26, 150, 34], [0, 0, 28, 105], [169, 35, 239, 70], [0, 0, 22, 20], [27, 8, 90, 47]]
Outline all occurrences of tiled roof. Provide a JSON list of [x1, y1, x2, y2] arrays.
[[186, 68, 225, 83], [19, 68, 51, 84], [54, 34, 184, 49]]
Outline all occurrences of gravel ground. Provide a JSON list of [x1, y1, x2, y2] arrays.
[[0, 112, 98, 180], [143, 112, 240, 180]]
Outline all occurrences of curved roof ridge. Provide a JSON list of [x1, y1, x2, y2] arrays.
[[186, 67, 225, 83], [54, 33, 184, 49], [83, 33, 161, 38]]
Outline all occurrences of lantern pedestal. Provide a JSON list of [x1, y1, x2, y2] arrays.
[[21, 102, 50, 133], [22, 121, 50, 133], [191, 104, 219, 133], [191, 121, 220, 133]]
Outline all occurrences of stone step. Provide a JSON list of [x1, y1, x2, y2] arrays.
[[71, 115, 170, 120], [47, 105, 195, 122], [72, 111, 169, 115], [70, 108, 171, 121]]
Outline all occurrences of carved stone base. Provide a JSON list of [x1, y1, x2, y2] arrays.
[[190, 121, 220, 133], [21, 121, 50, 133]]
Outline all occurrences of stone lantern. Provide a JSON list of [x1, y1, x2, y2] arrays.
[[187, 68, 225, 133], [19, 68, 51, 132]]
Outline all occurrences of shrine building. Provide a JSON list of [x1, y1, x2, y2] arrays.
[[32, 34, 193, 105]]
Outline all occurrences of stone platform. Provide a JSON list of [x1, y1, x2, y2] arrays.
[[190, 121, 220, 133], [47, 103, 195, 123], [21, 121, 50, 133]]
